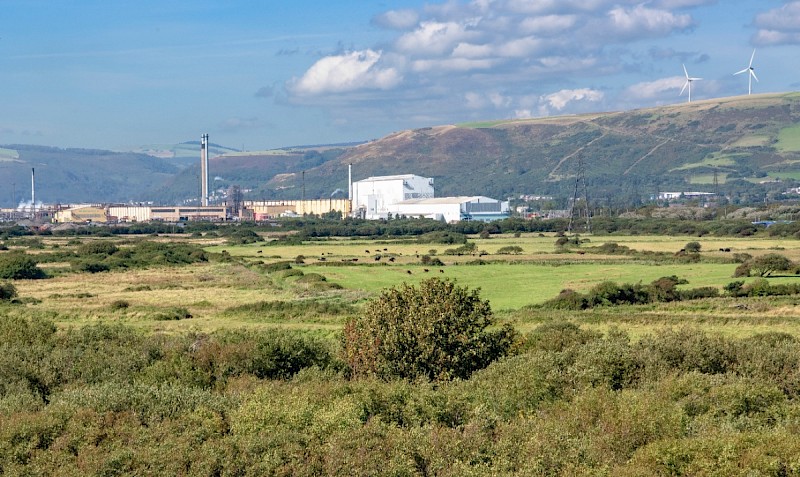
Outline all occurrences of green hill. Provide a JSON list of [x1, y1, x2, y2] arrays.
[[3, 93, 800, 207], [0, 145, 179, 207], [267, 92, 800, 205]]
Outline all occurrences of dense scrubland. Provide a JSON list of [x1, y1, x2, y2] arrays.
[[5, 217, 800, 475]]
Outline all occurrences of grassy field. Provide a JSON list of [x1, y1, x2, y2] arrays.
[[7, 232, 800, 339], [777, 123, 800, 152]]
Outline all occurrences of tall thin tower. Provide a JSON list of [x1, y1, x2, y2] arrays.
[[200, 134, 209, 206], [31, 168, 36, 216], [567, 157, 591, 233]]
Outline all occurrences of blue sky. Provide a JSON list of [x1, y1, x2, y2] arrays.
[[1, 0, 799, 151]]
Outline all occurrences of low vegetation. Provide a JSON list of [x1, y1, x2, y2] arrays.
[[5, 221, 800, 473]]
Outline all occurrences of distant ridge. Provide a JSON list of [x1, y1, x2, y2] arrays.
[[2, 93, 799, 207]]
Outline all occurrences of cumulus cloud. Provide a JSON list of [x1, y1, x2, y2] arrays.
[[624, 76, 686, 100], [289, 49, 402, 96], [283, 0, 709, 128], [606, 5, 693, 38], [373, 9, 420, 30], [753, 2, 800, 45], [395, 21, 477, 56], [541, 88, 604, 111]]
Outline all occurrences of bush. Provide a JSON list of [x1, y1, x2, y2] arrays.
[[153, 307, 192, 321], [684, 241, 702, 253], [0, 253, 47, 279], [496, 245, 523, 255], [343, 278, 517, 381], [0, 282, 17, 301], [110, 300, 130, 310]]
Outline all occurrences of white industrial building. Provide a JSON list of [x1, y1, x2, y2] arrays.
[[388, 196, 510, 223], [352, 174, 434, 220]]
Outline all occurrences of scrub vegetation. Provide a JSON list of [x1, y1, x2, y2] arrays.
[[5, 217, 800, 474]]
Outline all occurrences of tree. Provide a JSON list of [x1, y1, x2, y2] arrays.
[[748, 253, 794, 277], [342, 278, 517, 381], [684, 241, 702, 253]]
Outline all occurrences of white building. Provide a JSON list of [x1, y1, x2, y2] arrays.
[[352, 174, 434, 219], [388, 196, 510, 223]]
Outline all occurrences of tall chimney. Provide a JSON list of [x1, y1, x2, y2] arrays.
[[31, 168, 35, 215], [348, 163, 352, 201], [200, 134, 209, 206]]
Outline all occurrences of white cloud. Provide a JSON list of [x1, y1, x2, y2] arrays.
[[541, 88, 604, 111], [497, 36, 544, 57], [754, 2, 800, 45], [624, 76, 685, 100], [411, 57, 495, 72], [373, 9, 420, 30], [395, 21, 477, 56], [518, 14, 579, 35], [607, 5, 692, 38], [289, 50, 402, 96]]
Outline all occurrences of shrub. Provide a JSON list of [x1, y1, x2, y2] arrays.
[[496, 245, 523, 255], [153, 307, 192, 321], [0, 282, 17, 301], [416, 231, 467, 245], [684, 241, 702, 253], [77, 241, 119, 256], [343, 278, 517, 381], [110, 300, 130, 310], [0, 253, 47, 279], [542, 289, 590, 310], [73, 260, 111, 273]]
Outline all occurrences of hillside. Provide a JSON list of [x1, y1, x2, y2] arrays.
[[268, 92, 800, 205], [0, 145, 179, 207], [3, 93, 800, 207]]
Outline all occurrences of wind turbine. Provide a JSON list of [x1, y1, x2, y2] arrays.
[[734, 49, 759, 95], [680, 64, 702, 103]]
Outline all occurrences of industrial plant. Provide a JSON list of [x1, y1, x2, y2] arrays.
[[0, 135, 510, 225]]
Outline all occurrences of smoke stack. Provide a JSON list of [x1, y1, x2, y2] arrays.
[[31, 168, 35, 215], [200, 134, 209, 206], [348, 163, 352, 201]]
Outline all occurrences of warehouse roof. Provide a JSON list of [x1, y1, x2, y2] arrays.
[[356, 174, 430, 182], [395, 196, 497, 205]]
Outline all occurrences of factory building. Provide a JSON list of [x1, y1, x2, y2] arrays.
[[54, 206, 108, 223], [242, 199, 351, 220], [107, 206, 152, 222], [352, 174, 434, 220], [149, 206, 228, 222], [388, 196, 510, 223]]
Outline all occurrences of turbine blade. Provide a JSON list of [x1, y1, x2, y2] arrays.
[[749, 49, 756, 67], [734, 68, 749, 75], [751, 70, 759, 82], [683, 64, 689, 78], [690, 77, 703, 81], [680, 81, 688, 95]]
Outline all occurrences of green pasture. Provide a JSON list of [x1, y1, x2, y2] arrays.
[[298, 261, 745, 310], [728, 135, 771, 148], [767, 170, 800, 180], [673, 153, 739, 171], [689, 173, 727, 184], [777, 123, 800, 152]]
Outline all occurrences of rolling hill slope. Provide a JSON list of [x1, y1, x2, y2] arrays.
[[267, 92, 800, 205], [3, 93, 799, 207]]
